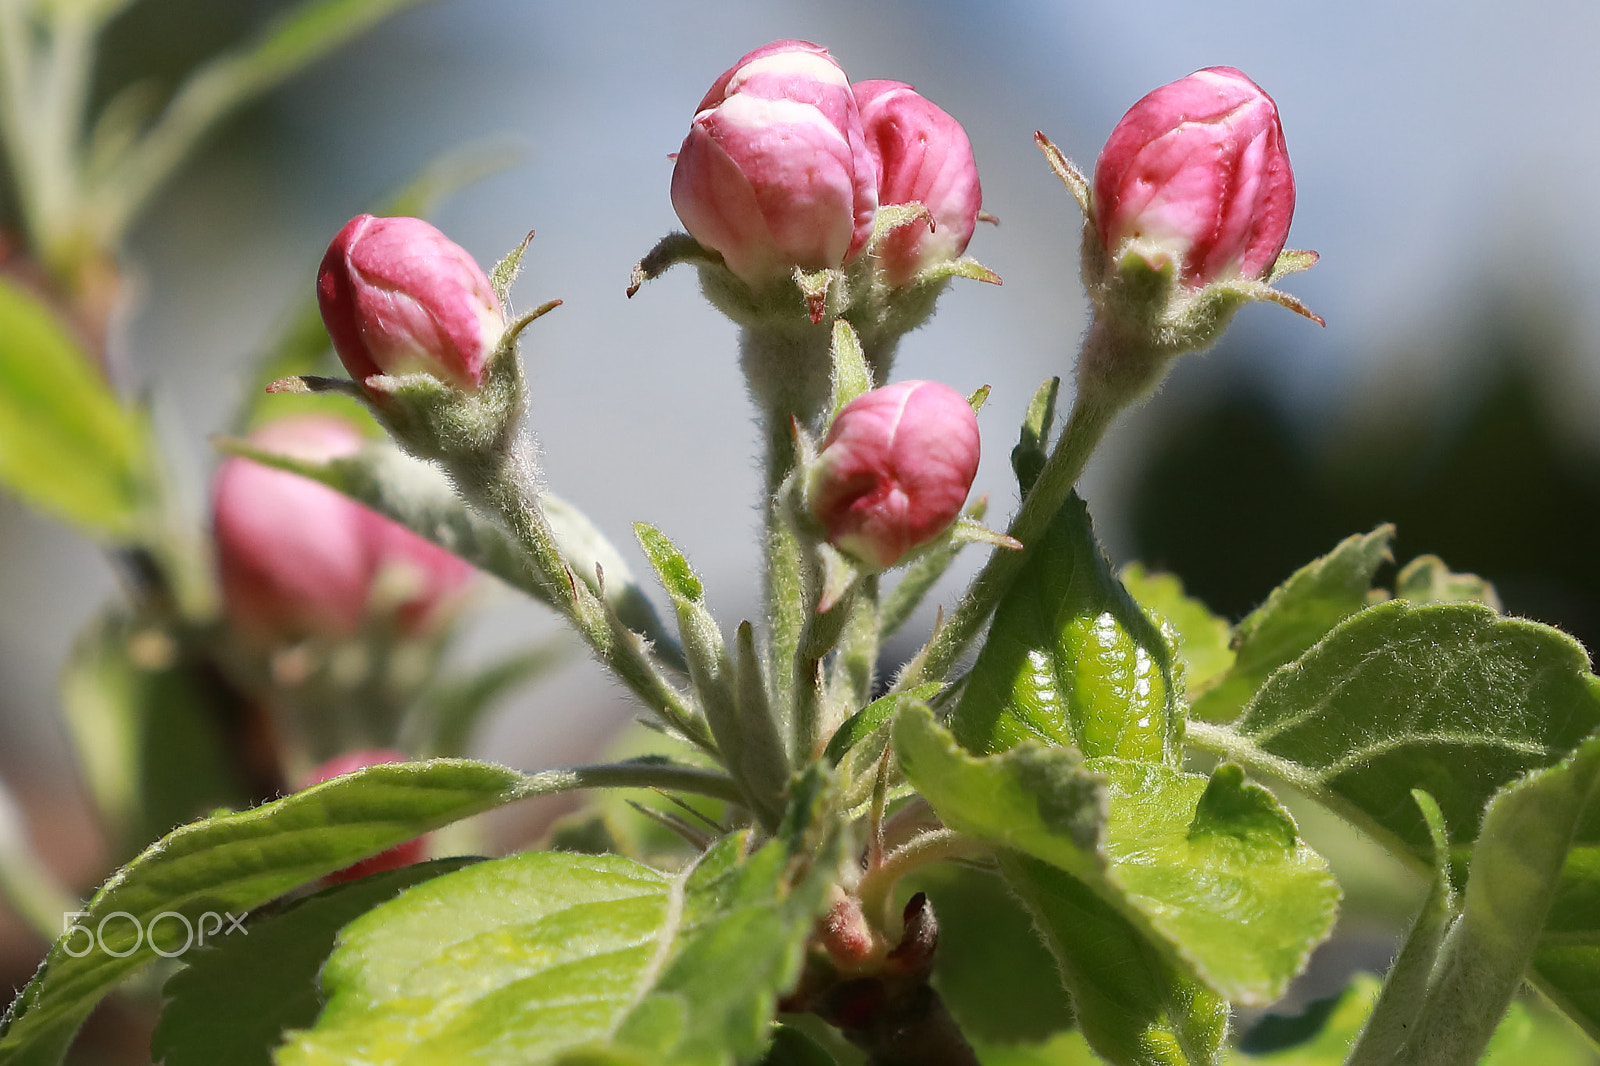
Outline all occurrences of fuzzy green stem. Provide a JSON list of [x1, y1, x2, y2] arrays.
[[473, 438, 715, 752], [763, 415, 806, 727], [515, 760, 747, 806], [894, 357, 1120, 691], [856, 829, 993, 934]]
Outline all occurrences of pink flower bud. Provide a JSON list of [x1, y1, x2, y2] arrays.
[[671, 40, 878, 286], [1093, 67, 1294, 288], [213, 416, 473, 644], [300, 749, 428, 883], [809, 380, 980, 568], [853, 80, 982, 287], [318, 214, 505, 391]]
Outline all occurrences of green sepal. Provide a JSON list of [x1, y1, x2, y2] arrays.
[[1012, 376, 1061, 494]]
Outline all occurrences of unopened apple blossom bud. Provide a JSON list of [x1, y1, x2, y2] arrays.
[[854, 80, 982, 287], [1093, 66, 1293, 288], [808, 380, 980, 568], [671, 40, 877, 286], [213, 416, 473, 644], [301, 749, 428, 882], [318, 214, 505, 391]]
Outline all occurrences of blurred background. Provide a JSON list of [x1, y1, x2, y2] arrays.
[[3, 0, 1600, 1055]]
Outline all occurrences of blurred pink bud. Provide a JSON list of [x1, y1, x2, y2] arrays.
[[671, 40, 878, 286], [213, 416, 473, 644], [1093, 67, 1294, 288], [810, 380, 980, 568], [318, 214, 505, 391], [853, 80, 982, 287], [300, 749, 428, 882]]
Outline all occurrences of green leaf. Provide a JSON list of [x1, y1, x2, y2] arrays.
[[278, 833, 829, 1065], [635, 522, 705, 603], [0, 759, 734, 1066], [1360, 733, 1600, 1066], [153, 859, 478, 1066], [0, 278, 151, 538], [1120, 564, 1234, 694], [973, 1031, 1100, 1066], [759, 1026, 840, 1066], [1002, 855, 1228, 1066], [1192, 601, 1600, 860], [1192, 527, 1393, 723], [60, 610, 244, 853], [1225, 975, 1378, 1064], [421, 639, 570, 757], [1393, 554, 1502, 611], [0, 760, 524, 1066], [950, 492, 1182, 764], [823, 684, 943, 767], [827, 320, 872, 420], [904, 864, 1075, 1045], [1531, 763, 1600, 1042], [101, 0, 431, 242], [896, 706, 1339, 1007], [1011, 377, 1061, 494]]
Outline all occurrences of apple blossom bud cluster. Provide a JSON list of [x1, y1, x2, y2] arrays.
[[213, 416, 473, 645], [318, 214, 506, 392], [670, 40, 981, 290], [300, 749, 429, 883], [1093, 66, 1294, 290], [808, 380, 980, 569]]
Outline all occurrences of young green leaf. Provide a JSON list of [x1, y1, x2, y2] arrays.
[[0, 760, 521, 1066], [1011, 377, 1061, 494], [950, 492, 1182, 765], [1530, 767, 1600, 1042], [1393, 554, 1502, 611], [1002, 854, 1228, 1066], [1189, 601, 1600, 861], [153, 859, 478, 1066], [1371, 734, 1600, 1066], [1119, 564, 1234, 694], [1192, 527, 1393, 723], [277, 834, 829, 1066], [0, 278, 151, 539], [0, 759, 738, 1066], [896, 706, 1339, 1007], [904, 864, 1076, 1045], [827, 319, 872, 420], [60, 610, 245, 853]]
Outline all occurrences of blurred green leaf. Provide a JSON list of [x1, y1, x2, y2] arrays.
[[1192, 527, 1393, 723], [1120, 564, 1234, 694], [420, 639, 570, 757], [278, 833, 828, 1066], [950, 492, 1182, 764], [1194, 601, 1600, 860], [100, 0, 432, 242], [0, 278, 150, 538], [1010, 377, 1060, 495], [0, 759, 717, 1066], [823, 684, 942, 767], [60, 610, 243, 853], [1532, 759, 1600, 1043], [152, 859, 477, 1066], [1225, 976, 1378, 1065], [896, 707, 1339, 1007], [1393, 553, 1502, 610]]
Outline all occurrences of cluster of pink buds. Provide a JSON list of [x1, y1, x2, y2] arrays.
[[807, 380, 981, 569], [318, 214, 506, 394], [213, 415, 473, 645], [670, 40, 982, 290]]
